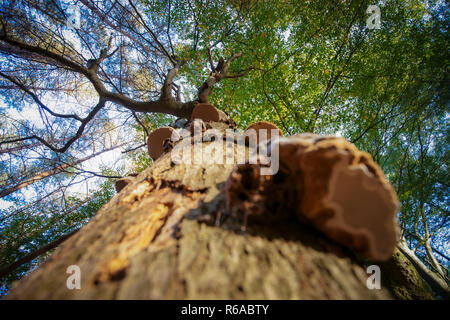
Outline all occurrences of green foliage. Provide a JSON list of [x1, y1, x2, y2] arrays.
[[0, 180, 115, 296]]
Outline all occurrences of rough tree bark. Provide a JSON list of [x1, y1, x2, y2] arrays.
[[380, 246, 437, 300], [6, 121, 402, 300]]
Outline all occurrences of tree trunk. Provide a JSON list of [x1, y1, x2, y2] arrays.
[[397, 239, 450, 299], [0, 143, 124, 198], [6, 127, 395, 299], [0, 229, 80, 279], [379, 246, 437, 300], [0, 135, 86, 155]]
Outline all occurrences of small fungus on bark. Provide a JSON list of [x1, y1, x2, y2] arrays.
[[115, 173, 139, 193], [244, 121, 284, 144], [147, 126, 180, 160], [190, 103, 228, 122]]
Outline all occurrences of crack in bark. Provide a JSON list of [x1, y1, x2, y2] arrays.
[[151, 202, 174, 243]]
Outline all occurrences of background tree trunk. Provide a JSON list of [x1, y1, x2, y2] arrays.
[[0, 143, 124, 198], [379, 247, 437, 300], [6, 128, 398, 299], [396, 239, 449, 299]]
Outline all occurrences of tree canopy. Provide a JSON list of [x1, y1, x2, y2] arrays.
[[0, 0, 448, 296]]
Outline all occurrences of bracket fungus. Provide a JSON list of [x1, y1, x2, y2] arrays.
[[146, 104, 234, 161], [147, 126, 180, 161], [115, 173, 139, 193], [244, 121, 284, 144], [224, 133, 400, 262], [190, 103, 228, 122]]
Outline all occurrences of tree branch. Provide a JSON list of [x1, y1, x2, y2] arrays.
[[0, 35, 88, 75], [1, 21, 251, 131], [0, 71, 83, 121], [224, 66, 255, 79], [0, 100, 105, 153], [160, 59, 186, 100], [0, 229, 80, 279], [197, 51, 250, 104], [127, 0, 176, 64], [0, 32, 193, 117], [121, 142, 146, 153], [207, 47, 215, 72]]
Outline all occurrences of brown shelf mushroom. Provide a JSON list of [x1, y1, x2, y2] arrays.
[[224, 133, 400, 261], [115, 173, 139, 193], [147, 126, 180, 160], [190, 103, 228, 122], [244, 121, 284, 144], [276, 134, 399, 261]]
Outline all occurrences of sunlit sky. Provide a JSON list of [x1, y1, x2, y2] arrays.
[[0, 98, 132, 209]]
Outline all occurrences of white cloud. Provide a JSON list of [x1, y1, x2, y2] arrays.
[[0, 198, 13, 209]]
